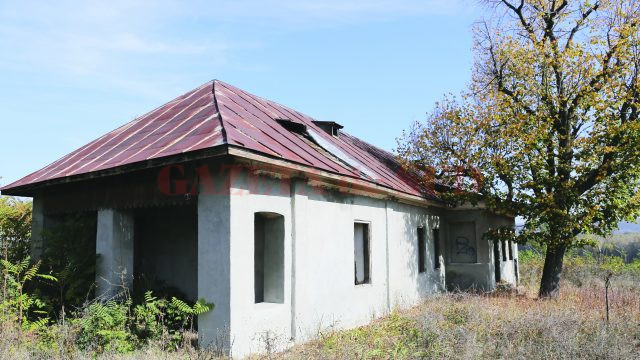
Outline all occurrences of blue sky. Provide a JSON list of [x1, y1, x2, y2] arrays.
[[0, 0, 480, 186]]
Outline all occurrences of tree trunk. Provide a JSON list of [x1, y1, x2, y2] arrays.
[[538, 244, 567, 298]]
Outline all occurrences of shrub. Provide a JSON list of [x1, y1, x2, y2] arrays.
[[73, 291, 213, 355], [75, 300, 134, 354], [0, 257, 56, 331], [0, 197, 31, 263]]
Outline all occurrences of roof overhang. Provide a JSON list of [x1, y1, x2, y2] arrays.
[[1, 144, 442, 209], [0, 146, 228, 197], [227, 145, 443, 209]]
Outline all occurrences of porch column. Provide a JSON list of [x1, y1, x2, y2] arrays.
[[198, 192, 231, 353], [96, 209, 134, 299], [30, 196, 45, 260]]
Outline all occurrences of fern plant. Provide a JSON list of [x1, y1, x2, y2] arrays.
[[170, 297, 214, 331], [75, 299, 135, 353], [0, 256, 56, 331]]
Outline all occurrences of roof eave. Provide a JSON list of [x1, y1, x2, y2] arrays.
[[1, 145, 442, 209], [227, 145, 443, 208], [0, 145, 229, 197]]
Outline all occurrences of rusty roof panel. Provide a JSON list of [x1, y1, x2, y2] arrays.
[[1, 80, 434, 199]]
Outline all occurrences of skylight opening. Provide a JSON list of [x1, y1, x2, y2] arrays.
[[307, 128, 377, 180]]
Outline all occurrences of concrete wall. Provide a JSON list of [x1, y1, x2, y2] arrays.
[[386, 202, 445, 309], [223, 168, 448, 358], [444, 210, 516, 291], [96, 209, 135, 298], [292, 184, 390, 346], [30, 196, 45, 260], [227, 172, 293, 357], [197, 177, 232, 351], [31, 160, 517, 359]]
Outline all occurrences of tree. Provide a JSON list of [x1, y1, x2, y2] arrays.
[[0, 196, 32, 262], [397, 0, 640, 297]]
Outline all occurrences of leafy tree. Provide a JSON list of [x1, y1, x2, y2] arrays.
[[40, 213, 97, 314], [0, 196, 32, 262], [397, 0, 640, 297]]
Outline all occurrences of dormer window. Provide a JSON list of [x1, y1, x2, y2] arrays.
[[312, 120, 343, 136]]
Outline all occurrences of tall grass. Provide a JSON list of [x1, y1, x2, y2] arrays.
[[277, 252, 640, 360], [1, 249, 638, 359]]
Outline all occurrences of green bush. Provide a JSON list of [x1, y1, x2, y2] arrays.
[[40, 212, 97, 314], [75, 300, 134, 353], [0, 257, 56, 331], [72, 291, 213, 354], [0, 196, 31, 263]]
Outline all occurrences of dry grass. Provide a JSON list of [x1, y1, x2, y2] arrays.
[[274, 284, 640, 360], [2, 255, 639, 359]]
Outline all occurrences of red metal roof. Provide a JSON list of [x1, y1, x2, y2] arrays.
[[1, 80, 432, 199]]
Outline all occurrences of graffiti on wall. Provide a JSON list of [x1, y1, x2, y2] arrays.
[[450, 221, 477, 263]]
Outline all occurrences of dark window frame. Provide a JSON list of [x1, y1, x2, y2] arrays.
[[508, 240, 514, 260], [433, 228, 441, 269], [354, 221, 371, 285], [501, 240, 507, 262], [417, 227, 426, 273]]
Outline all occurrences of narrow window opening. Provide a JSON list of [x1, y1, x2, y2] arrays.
[[417, 227, 426, 273], [433, 228, 440, 269], [501, 240, 507, 261], [254, 212, 285, 304], [354, 222, 371, 285], [508, 240, 514, 260], [493, 240, 501, 282]]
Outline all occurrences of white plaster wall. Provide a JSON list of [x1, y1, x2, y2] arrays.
[[199, 164, 514, 358], [386, 202, 445, 309], [224, 174, 451, 358], [293, 187, 389, 343], [198, 185, 232, 351], [228, 174, 293, 357]]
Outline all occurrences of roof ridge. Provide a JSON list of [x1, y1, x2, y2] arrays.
[[211, 80, 228, 145]]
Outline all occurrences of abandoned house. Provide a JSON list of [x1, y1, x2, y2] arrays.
[[0, 80, 518, 357]]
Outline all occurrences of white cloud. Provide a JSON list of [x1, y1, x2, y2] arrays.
[[0, 0, 469, 97]]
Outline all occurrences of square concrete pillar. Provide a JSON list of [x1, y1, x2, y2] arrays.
[[30, 196, 45, 260], [96, 209, 134, 299], [197, 192, 231, 353]]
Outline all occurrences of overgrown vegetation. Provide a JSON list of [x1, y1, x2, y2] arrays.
[[0, 197, 216, 359], [3, 195, 640, 359], [277, 250, 640, 359]]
